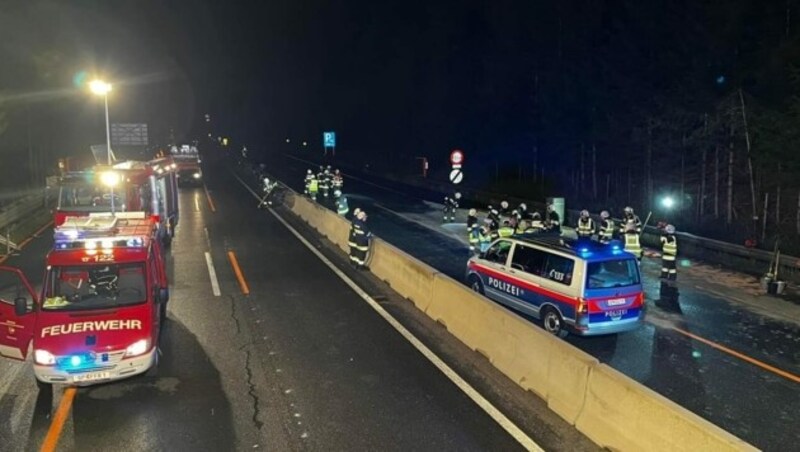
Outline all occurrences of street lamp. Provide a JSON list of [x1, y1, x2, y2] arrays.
[[660, 196, 676, 209], [90, 79, 115, 212], [89, 80, 113, 165]]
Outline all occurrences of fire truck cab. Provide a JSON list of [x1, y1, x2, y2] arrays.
[[0, 212, 168, 387], [54, 159, 179, 246]]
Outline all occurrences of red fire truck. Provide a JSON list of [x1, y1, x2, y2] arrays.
[[0, 212, 168, 388], [54, 159, 179, 245], [169, 144, 203, 186]]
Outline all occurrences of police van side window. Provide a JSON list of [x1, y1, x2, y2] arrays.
[[510, 244, 548, 276], [543, 254, 574, 286], [484, 240, 512, 265]]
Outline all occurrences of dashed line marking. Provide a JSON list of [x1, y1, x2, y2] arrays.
[[205, 251, 222, 296]]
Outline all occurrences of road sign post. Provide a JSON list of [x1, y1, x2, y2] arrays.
[[449, 149, 465, 184]]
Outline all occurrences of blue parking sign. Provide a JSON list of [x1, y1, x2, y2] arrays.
[[323, 131, 336, 148]]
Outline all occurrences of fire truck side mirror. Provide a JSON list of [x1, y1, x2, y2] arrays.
[[157, 288, 169, 304], [14, 297, 29, 316]]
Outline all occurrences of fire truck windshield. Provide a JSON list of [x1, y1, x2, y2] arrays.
[[42, 263, 147, 311], [58, 183, 124, 212]]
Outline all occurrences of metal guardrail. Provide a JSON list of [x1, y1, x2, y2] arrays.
[[0, 187, 53, 253], [292, 156, 798, 285]]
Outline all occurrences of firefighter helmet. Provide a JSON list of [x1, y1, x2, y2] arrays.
[[665, 224, 676, 234], [519, 203, 527, 211], [547, 204, 555, 212], [624, 206, 634, 214], [468, 208, 477, 216], [307, 169, 312, 175], [580, 209, 589, 218], [501, 200, 509, 209], [454, 192, 461, 200], [600, 210, 610, 219]]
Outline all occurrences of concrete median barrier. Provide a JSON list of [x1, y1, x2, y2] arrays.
[[369, 239, 438, 311], [544, 339, 595, 424], [317, 208, 351, 252], [426, 273, 595, 423], [576, 364, 759, 452]]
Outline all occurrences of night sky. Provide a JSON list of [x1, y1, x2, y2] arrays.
[[2, 1, 799, 216]]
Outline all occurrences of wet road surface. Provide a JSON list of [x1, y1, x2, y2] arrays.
[[0, 155, 599, 451]]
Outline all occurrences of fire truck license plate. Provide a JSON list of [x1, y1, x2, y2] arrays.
[[73, 371, 110, 383]]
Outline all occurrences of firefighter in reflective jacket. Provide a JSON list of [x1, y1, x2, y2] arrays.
[[620, 206, 642, 235], [466, 208, 479, 251], [336, 195, 349, 216], [623, 222, 642, 261], [598, 211, 615, 243], [576, 210, 595, 238], [308, 172, 319, 201], [477, 225, 493, 253], [304, 169, 314, 194], [348, 208, 361, 257], [661, 224, 678, 280], [350, 210, 371, 269], [443, 192, 460, 222]]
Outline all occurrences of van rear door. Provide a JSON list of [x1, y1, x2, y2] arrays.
[[583, 258, 643, 325]]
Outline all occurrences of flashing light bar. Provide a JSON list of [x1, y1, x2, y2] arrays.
[[54, 236, 146, 251]]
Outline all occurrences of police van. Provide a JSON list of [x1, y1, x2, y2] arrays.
[[0, 212, 168, 388], [465, 234, 644, 336]]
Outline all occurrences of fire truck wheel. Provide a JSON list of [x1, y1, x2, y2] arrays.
[[160, 301, 168, 324], [145, 352, 159, 378]]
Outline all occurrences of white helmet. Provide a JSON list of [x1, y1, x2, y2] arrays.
[[600, 210, 610, 219], [454, 192, 462, 200], [353, 208, 361, 216], [547, 204, 554, 212], [665, 224, 676, 234], [624, 206, 634, 214], [501, 200, 509, 209], [519, 203, 527, 211], [468, 208, 477, 216], [580, 209, 589, 218], [307, 169, 312, 174]]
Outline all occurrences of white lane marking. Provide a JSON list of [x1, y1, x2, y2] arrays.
[[195, 195, 201, 212], [267, 207, 543, 451], [204, 251, 222, 297], [204, 227, 212, 250]]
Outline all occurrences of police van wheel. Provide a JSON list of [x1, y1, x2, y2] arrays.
[[468, 276, 484, 295], [542, 307, 567, 337]]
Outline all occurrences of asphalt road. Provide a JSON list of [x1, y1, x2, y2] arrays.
[[263, 152, 800, 451], [0, 155, 599, 451]]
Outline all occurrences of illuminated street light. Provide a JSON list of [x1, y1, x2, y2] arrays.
[[90, 79, 116, 212], [661, 196, 676, 209], [302, 141, 307, 147], [89, 80, 112, 95], [286, 138, 290, 143]]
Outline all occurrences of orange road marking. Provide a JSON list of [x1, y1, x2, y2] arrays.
[[227, 251, 250, 295], [671, 326, 800, 384], [40, 387, 77, 452], [204, 184, 217, 212], [18, 220, 54, 249]]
